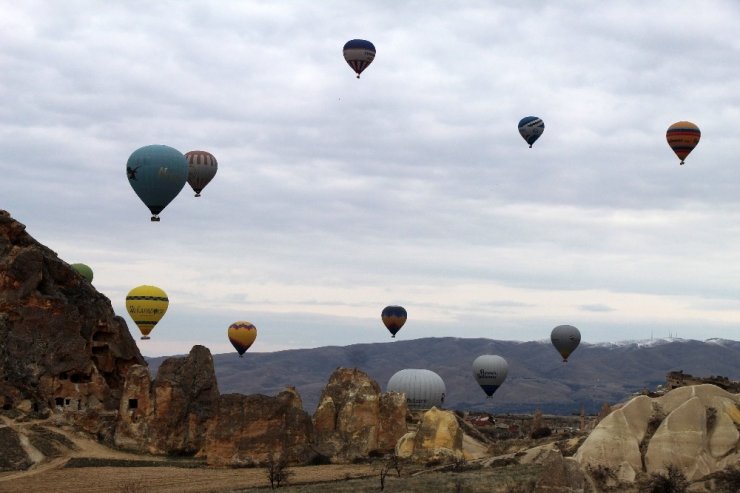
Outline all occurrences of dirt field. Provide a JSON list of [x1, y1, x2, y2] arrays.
[[0, 463, 377, 493]]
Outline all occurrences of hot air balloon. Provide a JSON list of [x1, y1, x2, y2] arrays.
[[70, 263, 93, 283], [126, 285, 169, 340], [184, 150, 218, 197], [126, 145, 188, 221], [551, 324, 581, 362], [227, 321, 257, 357], [381, 305, 407, 338], [343, 39, 376, 78], [387, 369, 446, 410], [666, 121, 700, 165], [472, 355, 508, 398], [518, 116, 545, 148]]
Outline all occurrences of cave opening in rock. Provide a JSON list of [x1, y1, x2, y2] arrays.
[[128, 398, 138, 409]]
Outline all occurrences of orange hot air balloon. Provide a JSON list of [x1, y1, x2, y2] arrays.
[[666, 121, 700, 165], [228, 321, 257, 357]]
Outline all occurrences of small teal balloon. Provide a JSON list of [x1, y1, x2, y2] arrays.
[[126, 145, 188, 221]]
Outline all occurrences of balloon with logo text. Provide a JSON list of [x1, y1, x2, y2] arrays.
[[473, 355, 509, 398], [518, 116, 545, 148], [343, 39, 376, 78], [126, 285, 169, 340]]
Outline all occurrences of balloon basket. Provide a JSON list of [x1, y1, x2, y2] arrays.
[[141, 336, 150, 340], [150, 216, 160, 222], [195, 193, 201, 197]]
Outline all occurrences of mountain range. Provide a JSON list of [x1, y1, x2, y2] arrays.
[[147, 337, 740, 415]]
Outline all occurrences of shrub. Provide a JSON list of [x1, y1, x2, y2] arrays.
[[587, 464, 616, 491], [711, 465, 740, 493], [530, 427, 552, 439], [637, 464, 688, 493]]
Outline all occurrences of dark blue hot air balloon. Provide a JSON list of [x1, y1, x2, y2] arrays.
[[381, 305, 407, 338], [126, 145, 188, 221], [518, 116, 545, 148], [343, 39, 376, 78]]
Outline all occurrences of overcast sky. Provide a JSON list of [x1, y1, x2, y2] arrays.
[[2, 1, 740, 357]]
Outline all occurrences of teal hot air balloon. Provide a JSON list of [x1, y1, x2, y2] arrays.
[[126, 145, 188, 221]]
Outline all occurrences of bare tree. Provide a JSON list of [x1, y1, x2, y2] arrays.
[[265, 452, 293, 489]]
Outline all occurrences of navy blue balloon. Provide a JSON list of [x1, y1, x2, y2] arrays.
[[381, 305, 407, 338], [518, 116, 545, 148], [343, 39, 376, 78]]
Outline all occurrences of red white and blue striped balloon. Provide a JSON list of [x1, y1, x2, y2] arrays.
[[343, 39, 376, 78]]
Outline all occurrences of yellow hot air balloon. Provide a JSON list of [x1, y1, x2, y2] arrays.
[[126, 285, 169, 340], [228, 321, 257, 357]]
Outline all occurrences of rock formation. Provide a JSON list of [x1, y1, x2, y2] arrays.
[[0, 211, 144, 427], [396, 407, 464, 463], [115, 345, 220, 455], [204, 388, 314, 466], [312, 368, 407, 461], [575, 384, 740, 483]]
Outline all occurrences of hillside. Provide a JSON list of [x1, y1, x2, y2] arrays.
[[148, 337, 740, 415]]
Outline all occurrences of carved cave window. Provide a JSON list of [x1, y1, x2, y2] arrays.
[[128, 399, 138, 410]]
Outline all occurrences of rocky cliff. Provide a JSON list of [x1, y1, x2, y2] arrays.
[[312, 368, 408, 461], [115, 345, 220, 455], [575, 384, 740, 486], [0, 211, 144, 425]]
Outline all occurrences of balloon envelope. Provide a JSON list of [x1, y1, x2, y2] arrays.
[[472, 355, 508, 397], [518, 116, 545, 147], [381, 305, 407, 338], [126, 145, 188, 220], [185, 150, 218, 197], [551, 324, 581, 362], [343, 39, 376, 78], [387, 369, 446, 410], [666, 121, 700, 164], [126, 285, 169, 340], [70, 263, 93, 282], [228, 321, 257, 357]]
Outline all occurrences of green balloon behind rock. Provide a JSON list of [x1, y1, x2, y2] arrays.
[[71, 263, 93, 282]]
